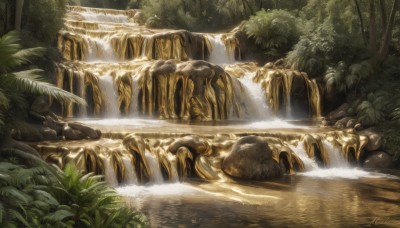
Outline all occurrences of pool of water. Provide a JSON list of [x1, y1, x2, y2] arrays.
[[118, 171, 400, 227]]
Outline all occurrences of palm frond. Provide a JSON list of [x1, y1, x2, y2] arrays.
[[0, 89, 9, 109], [2, 70, 86, 105]]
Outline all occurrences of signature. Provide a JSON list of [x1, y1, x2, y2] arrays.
[[370, 217, 397, 225]]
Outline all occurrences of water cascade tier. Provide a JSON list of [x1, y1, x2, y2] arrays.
[[56, 6, 321, 120], [35, 124, 367, 185]]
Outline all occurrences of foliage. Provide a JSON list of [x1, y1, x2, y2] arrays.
[[286, 24, 337, 77], [0, 158, 148, 227], [244, 10, 300, 56], [0, 31, 85, 139], [22, 0, 68, 45]]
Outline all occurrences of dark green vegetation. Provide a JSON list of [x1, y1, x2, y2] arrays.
[[0, 159, 148, 227]]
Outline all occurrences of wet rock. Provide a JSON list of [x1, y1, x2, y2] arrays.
[[359, 128, 382, 151], [327, 103, 350, 121], [62, 124, 86, 140], [31, 96, 50, 115], [39, 127, 57, 141], [11, 124, 43, 142], [335, 117, 351, 129], [354, 123, 363, 131], [168, 135, 211, 156], [69, 122, 101, 139], [346, 119, 357, 128], [222, 136, 282, 180], [363, 151, 394, 169]]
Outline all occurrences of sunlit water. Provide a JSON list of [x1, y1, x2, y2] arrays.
[[118, 173, 400, 227]]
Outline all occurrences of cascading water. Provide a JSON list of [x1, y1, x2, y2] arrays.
[[46, 6, 392, 189], [145, 151, 164, 184], [102, 156, 119, 187], [238, 72, 271, 119], [122, 156, 138, 185], [207, 34, 235, 65], [98, 74, 120, 117]]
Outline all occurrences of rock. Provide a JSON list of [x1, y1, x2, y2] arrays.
[[31, 96, 50, 115], [168, 135, 211, 156], [354, 123, 363, 131], [335, 117, 351, 129], [222, 136, 282, 180], [359, 128, 382, 151], [39, 127, 57, 140], [346, 119, 356, 128], [69, 122, 100, 139], [133, 11, 145, 25], [11, 124, 43, 142], [363, 151, 394, 169], [62, 124, 86, 140], [327, 103, 350, 121]]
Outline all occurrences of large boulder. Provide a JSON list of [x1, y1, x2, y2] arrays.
[[69, 122, 101, 139], [222, 136, 282, 180], [359, 128, 382, 151], [327, 103, 350, 121], [62, 124, 86, 140], [363, 151, 394, 169]]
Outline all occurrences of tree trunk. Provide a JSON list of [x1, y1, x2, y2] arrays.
[[369, 0, 378, 68], [379, 0, 388, 29], [14, 0, 24, 31], [354, 0, 367, 46], [378, 0, 399, 63]]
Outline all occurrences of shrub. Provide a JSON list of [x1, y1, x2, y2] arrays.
[[244, 9, 300, 55]]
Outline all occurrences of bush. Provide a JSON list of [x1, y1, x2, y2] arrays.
[[142, 0, 194, 29], [244, 10, 300, 55], [0, 159, 148, 227]]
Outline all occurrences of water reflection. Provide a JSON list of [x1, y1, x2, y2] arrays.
[[120, 174, 400, 227]]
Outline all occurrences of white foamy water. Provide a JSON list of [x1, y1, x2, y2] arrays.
[[207, 34, 235, 65], [241, 119, 300, 129], [238, 72, 271, 119], [145, 151, 164, 183], [98, 74, 120, 117], [116, 183, 199, 197], [122, 156, 138, 185], [102, 156, 119, 187], [86, 36, 118, 62], [299, 168, 396, 179], [79, 12, 129, 23], [288, 142, 319, 171]]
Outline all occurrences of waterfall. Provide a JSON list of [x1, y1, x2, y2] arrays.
[[288, 142, 319, 171], [322, 140, 350, 168], [144, 151, 164, 183], [78, 11, 129, 23], [207, 34, 235, 65], [122, 156, 138, 185], [102, 156, 119, 187], [98, 74, 120, 117], [238, 72, 271, 119], [86, 36, 118, 62], [130, 77, 140, 116]]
